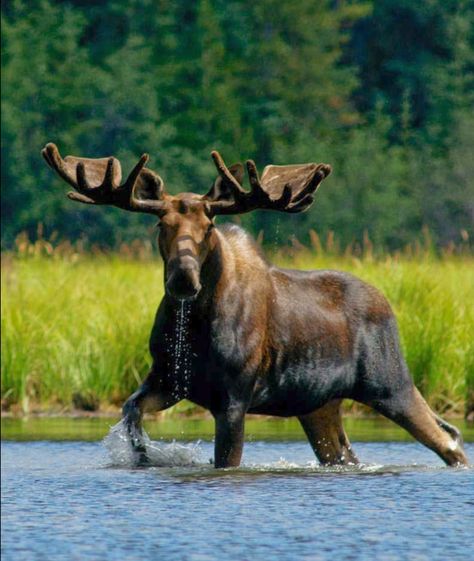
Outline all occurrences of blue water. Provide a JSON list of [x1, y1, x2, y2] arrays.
[[2, 438, 473, 561]]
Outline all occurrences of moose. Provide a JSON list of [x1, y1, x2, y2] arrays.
[[42, 142, 468, 468]]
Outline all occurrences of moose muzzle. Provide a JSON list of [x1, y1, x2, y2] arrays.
[[166, 256, 202, 301]]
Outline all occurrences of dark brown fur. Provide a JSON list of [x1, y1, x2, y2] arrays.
[[42, 144, 468, 468], [124, 219, 468, 468]]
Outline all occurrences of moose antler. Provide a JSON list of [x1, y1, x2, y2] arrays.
[[206, 151, 331, 215], [41, 143, 169, 215]]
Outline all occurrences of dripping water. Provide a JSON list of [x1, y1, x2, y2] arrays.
[[172, 300, 191, 400], [273, 216, 281, 254]]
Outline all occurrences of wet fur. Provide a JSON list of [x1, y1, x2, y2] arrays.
[[125, 224, 468, 467], [41, 143, 467, 468]]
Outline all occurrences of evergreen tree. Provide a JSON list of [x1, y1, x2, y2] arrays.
[[1, 0, 473, 249]]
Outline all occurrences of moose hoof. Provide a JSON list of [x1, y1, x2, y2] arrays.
[[130, 440, 150, 467], [134, 450, 151, 467]]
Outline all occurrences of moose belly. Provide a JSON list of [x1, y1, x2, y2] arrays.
[[249, 359, 356, 417]]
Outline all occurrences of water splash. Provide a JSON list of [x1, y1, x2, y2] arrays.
[[103, 419, 203, 468]]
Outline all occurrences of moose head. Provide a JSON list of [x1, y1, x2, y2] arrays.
[[42, 143, 331, 301]]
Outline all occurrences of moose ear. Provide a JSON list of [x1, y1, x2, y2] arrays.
[[228, 163, 244, 185], [205, 162, 244, 201], [132, 168, 166, 201]]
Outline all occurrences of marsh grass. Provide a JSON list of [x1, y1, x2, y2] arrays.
[[2, 256, 161, 413], [2, 233, 473, 416]]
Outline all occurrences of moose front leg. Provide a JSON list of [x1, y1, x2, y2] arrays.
[[213, 405, 246, 468], [122, 371, 179, 465]]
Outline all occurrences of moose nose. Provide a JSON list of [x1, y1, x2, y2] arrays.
[[166, 258, 202, 301]]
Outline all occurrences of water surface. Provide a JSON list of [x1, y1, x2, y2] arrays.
[[1, 425, 473, 561]]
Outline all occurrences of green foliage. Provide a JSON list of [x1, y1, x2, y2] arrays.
[[1, 256, 161, 411], [349, 0, 474, 138], [2, 250, 473, 415], [1, 0, 473, 249]]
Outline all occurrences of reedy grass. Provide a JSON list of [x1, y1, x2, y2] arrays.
[[2, 239, 473, 416], [2, 256, 161, 413]]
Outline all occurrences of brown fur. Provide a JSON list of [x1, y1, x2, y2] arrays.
[[43, 144, 468, 468]]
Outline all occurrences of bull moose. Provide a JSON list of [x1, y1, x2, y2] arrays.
[[42, 142, 468, 468]]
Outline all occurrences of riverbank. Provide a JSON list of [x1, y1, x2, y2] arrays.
[[1, 401, 471, 420], [2, 251, 473, 417]]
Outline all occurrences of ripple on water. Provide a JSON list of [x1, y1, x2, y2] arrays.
[[2, 440, 473, 561], [102, 421, 469, 478]]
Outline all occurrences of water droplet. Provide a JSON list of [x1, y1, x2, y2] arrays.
[[172, 300, 191, 399], [274, 216, 281, 253]]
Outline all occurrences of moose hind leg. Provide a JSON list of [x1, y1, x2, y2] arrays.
[[370, 387, 468, 466], [298, 400, 358, 465]]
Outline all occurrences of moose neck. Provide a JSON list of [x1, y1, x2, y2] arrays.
[[195, 226, 271, 317]]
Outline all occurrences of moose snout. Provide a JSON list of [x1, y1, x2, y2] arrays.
[[166, 257, 202, 301]]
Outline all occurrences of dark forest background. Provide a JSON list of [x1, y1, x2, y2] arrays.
[[2, 0, 473, 250]]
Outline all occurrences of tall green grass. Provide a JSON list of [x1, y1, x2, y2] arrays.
[[2, 256, 162, 413], [2, 245, 473, 416]]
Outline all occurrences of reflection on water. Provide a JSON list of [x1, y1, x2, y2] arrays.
[[1, 439, 473, 561], [3, 415, 474, 443]]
